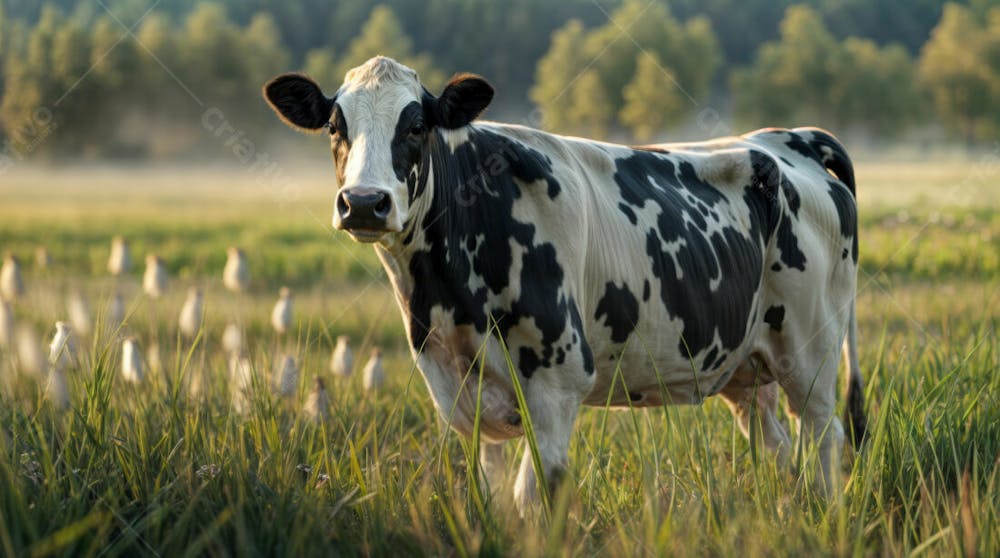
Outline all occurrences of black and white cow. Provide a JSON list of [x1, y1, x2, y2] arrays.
[[263, 56, 866, 512]]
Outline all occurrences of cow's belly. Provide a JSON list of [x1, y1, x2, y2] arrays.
[[581, 332, 755, 408], [579, 282, 764, 408]]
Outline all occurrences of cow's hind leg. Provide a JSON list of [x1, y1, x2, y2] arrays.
[[719, 374, 792, 466], [778, 329, 846, 495]]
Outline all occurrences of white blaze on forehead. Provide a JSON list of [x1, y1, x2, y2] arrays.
[[337, 57, 423, 190]]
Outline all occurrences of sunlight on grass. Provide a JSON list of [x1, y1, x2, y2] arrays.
[[0, 162, 997, 556]]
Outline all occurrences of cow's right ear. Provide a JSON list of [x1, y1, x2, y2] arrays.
[[432, 73, 494, 129], [263, 73, 334, 133]]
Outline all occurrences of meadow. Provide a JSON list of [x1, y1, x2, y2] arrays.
[[0, 158, 997, 556]]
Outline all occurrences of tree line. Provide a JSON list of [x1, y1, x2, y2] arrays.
[[1, 0, 998, 159]]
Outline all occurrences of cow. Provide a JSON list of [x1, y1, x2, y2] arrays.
[[263, 56, 867, 514]]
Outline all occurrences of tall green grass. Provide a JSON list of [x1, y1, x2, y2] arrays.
[[0, 162, 997, 556]]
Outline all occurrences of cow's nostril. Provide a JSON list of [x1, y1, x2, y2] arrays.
[[336, 191, 350, 217], [373, 194, 391, 218]]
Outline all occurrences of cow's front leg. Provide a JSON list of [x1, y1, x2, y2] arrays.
[[479, 441, 507, 495], [512, 376, 585, 516]]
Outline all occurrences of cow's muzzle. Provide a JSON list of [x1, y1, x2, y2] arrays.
[[336, 187, 392, 241]]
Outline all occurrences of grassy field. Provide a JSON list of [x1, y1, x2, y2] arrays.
[[0, 160, 997, 556]]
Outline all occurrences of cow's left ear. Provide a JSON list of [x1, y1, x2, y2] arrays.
[[263, 73, 334, 133], [433, 73, 494, 129]]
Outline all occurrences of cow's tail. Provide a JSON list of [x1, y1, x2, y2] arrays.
[[842, 303, 867, 449], [796, 127, 856, 197]]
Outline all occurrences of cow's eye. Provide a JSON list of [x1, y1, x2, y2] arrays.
[[410, 122, 425, 137]]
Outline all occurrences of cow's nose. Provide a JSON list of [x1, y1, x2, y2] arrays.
[[336, 187, 392, 228]]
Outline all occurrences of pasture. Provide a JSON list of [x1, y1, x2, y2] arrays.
[[0, 159, 997, 556]]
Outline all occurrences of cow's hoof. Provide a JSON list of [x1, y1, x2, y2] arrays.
[[546, 465, 567, 497]]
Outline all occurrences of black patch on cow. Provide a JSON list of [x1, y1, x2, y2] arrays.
[[700, 346, 719, 372], [780, 176, 800, 216], [594, 282, 639, 344], [842, 248, 849, 259], [809, 130, 857, 197], [332, 103, 349, 138], [390, 102, 431, 202], [750, 149, 801, 217], [763, 305, 785, 332], [779, 156, 792, 166], [569, 301, 594, 374], [555, 347, 566, 364], [518, 347, 541, 377], [827, 180, 859, 263], [628, 391, 643, 402], [612, 151, 772, 358], [785, 133, 817, 161], [771, 262, 781, 272], [784, 131, 858, 206], [405, 127, 591, 379], [618, 203, 638, 225], [642, 280, 650, 302], [330, 104, 351, 185], [776, 215, 806, 271], [749, 151, 780, 199], [713, 352, 726, 370]]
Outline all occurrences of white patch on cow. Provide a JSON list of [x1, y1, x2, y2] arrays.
[[440, 127, 470, 152], [500, 239, 527, 302], [818, 144, 834, 163]]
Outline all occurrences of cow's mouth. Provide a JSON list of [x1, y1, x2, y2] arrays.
[[343, 228, 387, 243]]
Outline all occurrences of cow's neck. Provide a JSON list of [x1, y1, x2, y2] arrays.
[[372, 122, 562, 356]]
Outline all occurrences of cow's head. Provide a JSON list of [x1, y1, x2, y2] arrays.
[[263, 56, 493, 243]]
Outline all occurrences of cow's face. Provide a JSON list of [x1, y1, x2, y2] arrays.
[[263, 56, 493, 243]]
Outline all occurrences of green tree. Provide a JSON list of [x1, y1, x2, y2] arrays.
[[0, 1, 6, 106], [181, 3, 244, 102], [619, 53, 685, 141], [0, 6, 63, 155], [530, 19, 588, 131], [134, 12, 189, 157], [241, 12, 290, 130], [583, 1, 718, 115], [336, 5, 444, 91], [303, 48, 340, 88], [531, 0, 718, 136], [241, 13, 290, 90], [918, 3, 998, 144], [566, 69, 612, 137], [836, 39, 920, 136], [735, 5, 843, 125], [49, 17, 94, 153]]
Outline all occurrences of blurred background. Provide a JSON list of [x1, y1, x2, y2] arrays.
[[1, 0, 997, 344], [0, 3, 997, 555], [2, 0, 1000, 163]]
